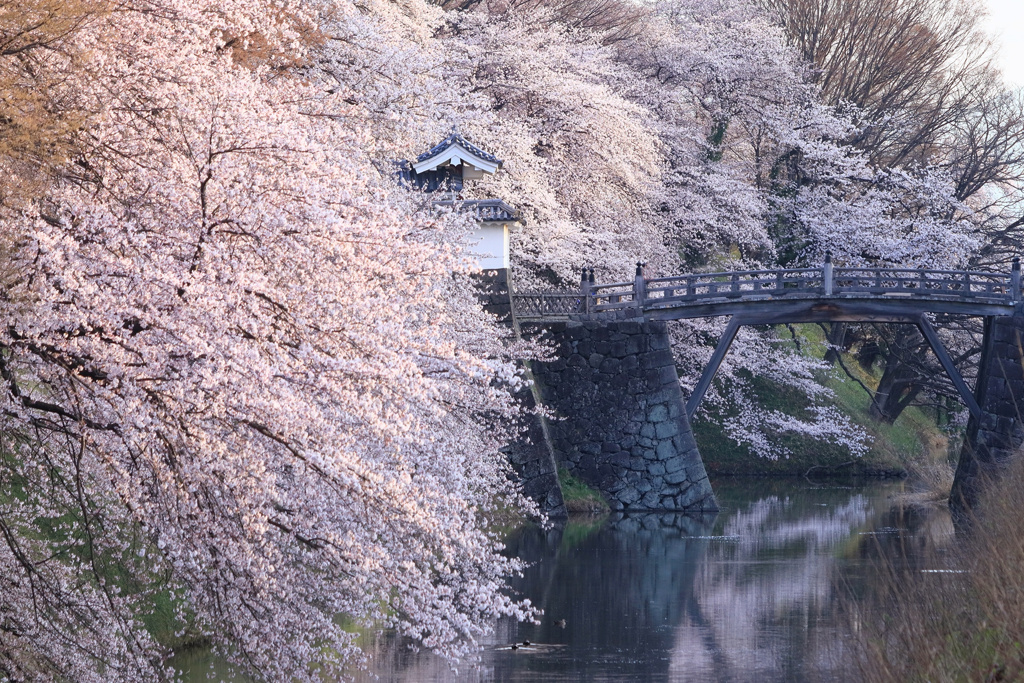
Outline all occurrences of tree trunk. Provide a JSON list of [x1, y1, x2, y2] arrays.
[[868, 326, 926, 423], [823, 322, 847, 364]]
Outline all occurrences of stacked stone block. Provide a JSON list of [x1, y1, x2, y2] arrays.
[[529, 320, 717, 512], [473, 268, 514, 322]]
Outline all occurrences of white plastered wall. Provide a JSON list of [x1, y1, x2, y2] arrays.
[[470, 223, 509, 269]]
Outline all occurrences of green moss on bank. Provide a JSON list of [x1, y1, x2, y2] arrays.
[[557, 467, 610, 514]]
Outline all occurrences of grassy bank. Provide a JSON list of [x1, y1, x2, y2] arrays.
[[557, 467, 609, 514], [853, 458, 1024, 682], [695, 324, 957, 478]]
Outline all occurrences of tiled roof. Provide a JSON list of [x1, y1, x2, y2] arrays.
[[432, 198, 524, 224], [416, 130, 503, 167]]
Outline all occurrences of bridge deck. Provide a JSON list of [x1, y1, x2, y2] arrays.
[[512, 265, 1022, 322]]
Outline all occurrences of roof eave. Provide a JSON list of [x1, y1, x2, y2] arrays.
[[478, 215, 526, 228], [412, 143, 503, 175]]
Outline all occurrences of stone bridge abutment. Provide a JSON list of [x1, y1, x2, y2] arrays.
[[952, 314, 1024, 511], [524, 319, 717, 513]]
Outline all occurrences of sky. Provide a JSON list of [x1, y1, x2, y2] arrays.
[[985, 0, 1024, 88]]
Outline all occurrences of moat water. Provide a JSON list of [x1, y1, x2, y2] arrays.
[[180, 476, 956, 682]]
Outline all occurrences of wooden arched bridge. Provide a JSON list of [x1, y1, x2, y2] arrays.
[[511, 257, 1024, 422]]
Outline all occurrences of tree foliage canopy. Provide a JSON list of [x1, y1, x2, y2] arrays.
[[0, 0, 1021, 678]]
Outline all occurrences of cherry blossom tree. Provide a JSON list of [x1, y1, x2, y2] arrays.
[[440, 6, 665, 287], [757, 0, 1024, 424], [607, 0, 878, 456], [4, 0, 1013, 676], [0, 1, 536, 680], [0, 0, 108, 219], [306, 0, 458, 159]]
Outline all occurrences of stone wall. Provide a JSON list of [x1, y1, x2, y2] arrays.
[[473, 268, 514, 322], [952, 314, 1024, 512], [528, 320, 717, 513], [504, 375, 567, 518], [472, 269, 566, 518]]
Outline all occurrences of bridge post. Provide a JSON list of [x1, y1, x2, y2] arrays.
[[580, 268, 596, 314], [916, 315, 982, 420], [1012, 257, 1020, 303], [588, 268, 595, 313], [686, 316, 742, 420], [952, 313, 1024, 513], [634, 262, 646, 311], [823, 251, 834, 297]]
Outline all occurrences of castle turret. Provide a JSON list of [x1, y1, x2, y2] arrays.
[[400, 129, 523, 271]]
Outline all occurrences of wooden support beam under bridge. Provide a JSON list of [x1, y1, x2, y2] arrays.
[[685, 312, 983, 422]]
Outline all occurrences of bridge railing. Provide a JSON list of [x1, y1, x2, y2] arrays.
[[643, 268, 825, 306], [508, 258, 1023, 321], [511, 292, 584, 320], [590, 281, 640, 312], [832, 268, 1013, 301]]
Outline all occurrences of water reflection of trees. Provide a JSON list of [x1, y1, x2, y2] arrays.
[[349, 481, 955, 682], [668, 488, 871, 681], [490, 513, 717, 681], [668, 482, 955, 682]]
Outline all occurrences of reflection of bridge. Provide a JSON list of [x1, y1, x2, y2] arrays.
[[513, 257, 1023, 420]]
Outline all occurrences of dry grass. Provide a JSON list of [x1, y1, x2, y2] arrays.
[[900, 459, 956, 503], [852, 456, 1024, 682]]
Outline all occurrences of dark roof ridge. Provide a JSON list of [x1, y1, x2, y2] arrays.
[[431, 197, 524, 224], [416, 127, 503, 167]]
